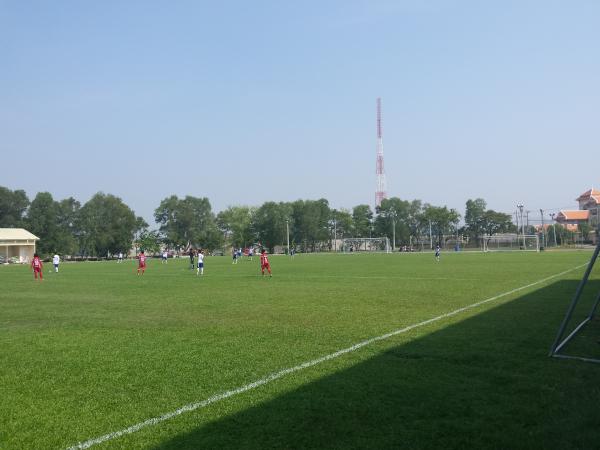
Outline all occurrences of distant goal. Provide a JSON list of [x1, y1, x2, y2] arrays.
[[482, 234, 540, 252], [340, 237, 391, 253]]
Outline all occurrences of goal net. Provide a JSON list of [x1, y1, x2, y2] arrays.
[[340, 237, 391, 253], [482, 234, 539, 252], [550, 240, 600, 363]]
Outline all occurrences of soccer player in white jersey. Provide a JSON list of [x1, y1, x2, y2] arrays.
[[196, 249, 205, 276], [52, 254, 60, 273]]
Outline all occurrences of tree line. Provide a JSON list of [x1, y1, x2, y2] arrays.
[[1, 185, 520, 256]]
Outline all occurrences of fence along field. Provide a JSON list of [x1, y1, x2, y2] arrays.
[[1, 250, 600, 449]]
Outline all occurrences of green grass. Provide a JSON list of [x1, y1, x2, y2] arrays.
[[1, 251, 600, 449]]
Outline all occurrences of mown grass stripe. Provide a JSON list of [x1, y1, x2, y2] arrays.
[[66, 263, 586, 450]]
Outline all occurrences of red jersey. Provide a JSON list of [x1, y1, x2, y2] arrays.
[[260, 253, 269, 266], [138, 253, 146, 266], [31, 257, 42, 270]]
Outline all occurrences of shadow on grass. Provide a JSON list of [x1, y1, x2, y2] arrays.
[[154, 281, 600, 450]]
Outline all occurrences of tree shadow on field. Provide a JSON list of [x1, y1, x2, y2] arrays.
[[153, 281, 600, 450]]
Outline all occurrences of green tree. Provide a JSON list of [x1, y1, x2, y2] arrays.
[[252, 201, 292, 252], [55, 197, 81, 255], [217, 206, 255, 248], [78, 193, 140, 256], [579, 222, 591, 241], [26, 194, 80, 256], [154, 195, 180, 246], [405, 200, 424, 245], [291, 199, 330, 251], [136, 229, 161, 254], [154, 195, 221, 250], [553, 224, 576, 245], [0, 186, 29, 227], [331, 209, 354, 245], [422, 204, 461, 246], [482, 210, 513, 236], [352, 204, 374, 237], [26, 192, 60, 255], [464, 198, 487, 243], [375, 197, 413, 247]]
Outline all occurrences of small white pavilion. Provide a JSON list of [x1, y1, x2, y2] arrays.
[[0, 228, 40, 263]]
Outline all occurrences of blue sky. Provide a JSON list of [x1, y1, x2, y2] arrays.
[[1, 0, 598, 225]]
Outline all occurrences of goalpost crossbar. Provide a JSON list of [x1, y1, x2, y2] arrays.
[[340, 237, 391, 253], [482, 234, 540, 252]]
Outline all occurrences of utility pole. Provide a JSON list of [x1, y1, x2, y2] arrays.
[[390, 208, 396, 252], [456, 225, 460, 251], [517, 204, 525, 248], [333, 216, 337, 252], [429, 220, 433, 249], [549, 213, 557, 246], [540, 209, 545, 249], [286, 219, 290, 256]]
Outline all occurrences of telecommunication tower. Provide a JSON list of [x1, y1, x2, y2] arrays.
[[375, 97, 387, 208]]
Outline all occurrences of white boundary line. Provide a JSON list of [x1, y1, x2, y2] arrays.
[[66, 263, 586, 450]]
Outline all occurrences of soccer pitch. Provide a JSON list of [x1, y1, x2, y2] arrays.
[[2, 251, 600, 449]]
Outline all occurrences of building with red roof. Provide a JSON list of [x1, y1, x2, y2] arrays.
[[555, 188, 599, 235]]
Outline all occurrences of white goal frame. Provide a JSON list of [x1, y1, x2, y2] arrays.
[[482, 234, 539, 252], [340, 237, 391, 253]]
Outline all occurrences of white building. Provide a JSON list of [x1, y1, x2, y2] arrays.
[[0, 228, 40, 263]]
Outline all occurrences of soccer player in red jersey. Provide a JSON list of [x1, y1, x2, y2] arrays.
[[260, 249, 272, 277], [137, 250, 147, 275], [31, 253, 43, 280]]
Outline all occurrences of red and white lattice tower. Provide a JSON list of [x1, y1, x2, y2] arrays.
[[375, 97, 387, 208]]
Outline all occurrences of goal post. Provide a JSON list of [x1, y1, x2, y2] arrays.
[[340, 237, 391, 253], [549, 240, 600, 363], [482, 234, 540, 252]]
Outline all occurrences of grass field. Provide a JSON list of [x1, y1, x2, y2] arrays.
[[2, 250, 600, 449]]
